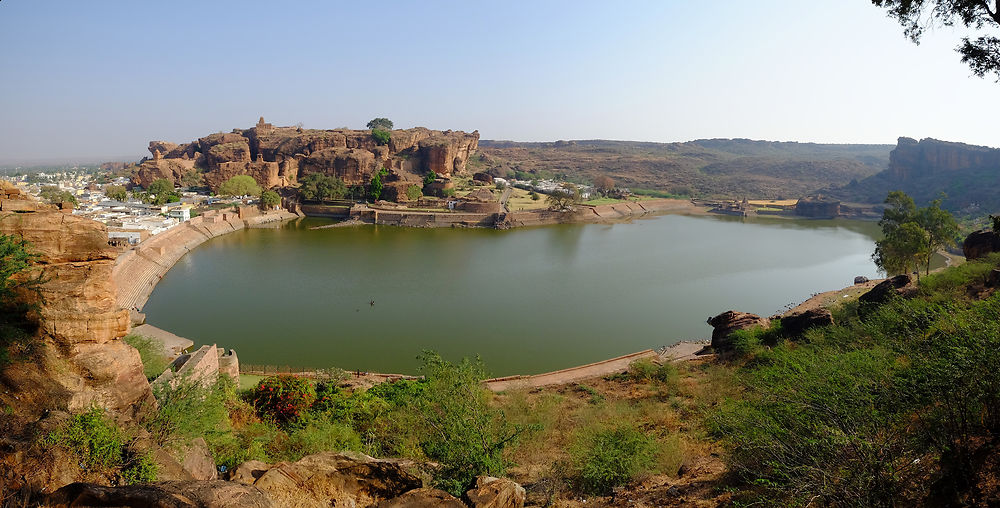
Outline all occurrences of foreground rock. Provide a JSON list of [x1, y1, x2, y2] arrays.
[[378, 488, 465, 508], [707, 311, 770, 351], [464, 476, 526, 508], [44, 481, 272, 508], [778, 308, 834, 339], [964, 230, 1000, 260], [231, 452, 423, 508], [858, 274, 916, 308]]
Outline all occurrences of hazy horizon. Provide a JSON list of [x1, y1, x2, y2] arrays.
[[2, 1, 998, 163]]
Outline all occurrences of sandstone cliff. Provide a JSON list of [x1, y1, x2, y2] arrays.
[[0, 184, 148, 419], [834, 137, 1000, 212], [134, 118, 479, 194]]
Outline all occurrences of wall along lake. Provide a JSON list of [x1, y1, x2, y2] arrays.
[[143, 214, 884, 376]]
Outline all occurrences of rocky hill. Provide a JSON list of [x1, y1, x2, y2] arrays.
[[830, 137, 1000, 214], [476, 138, 893, 199], [133, 118, 479, 199]]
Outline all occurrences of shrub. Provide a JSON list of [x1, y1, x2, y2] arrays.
[[278, 416, 363, 462], [570, 425, 658, 495], [122, 334, 170, 381], [248, 375, 315, 424], [628, 358, 677, 387], [423, 171, 437, 186], [46, 407, 158, 484], [416, 351, 520, 495], [371, 129, 391, 146], [260, 190, 280, 210], [369, 167, 389, 201], [405, 184, 422, 201], [146, 374, 234, 448], [529, 191, 540, 201]]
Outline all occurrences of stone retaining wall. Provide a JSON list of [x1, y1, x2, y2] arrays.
[[113, 209, 298, 311]]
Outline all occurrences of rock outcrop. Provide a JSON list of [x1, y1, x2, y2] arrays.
[[707, 311, 770, 351], [888, 137, 1000, 181], [858, 274, 916, 308], [230, 452, 423, 508], [45, 480, 273, 508], [378, 488, 465, 508], [778, 308, 834, 338], [795, 196, 841, 218], [963, 230, 1000, 260], [0, 188, 146, 418], [464, 476, 526, 508], [133, 118, 479, 194]]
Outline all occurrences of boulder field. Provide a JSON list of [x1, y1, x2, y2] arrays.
[[134, 117, 480, 198]]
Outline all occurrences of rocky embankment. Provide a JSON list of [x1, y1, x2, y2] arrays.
[[134, 118, 479, 204]]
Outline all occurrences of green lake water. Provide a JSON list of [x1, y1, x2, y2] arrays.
[[143, 214, 884, 376]]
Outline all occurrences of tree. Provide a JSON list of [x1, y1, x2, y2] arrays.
[[260, 190, 281, 210], [915, 198, 959, 275], [145, 179, 179, 205], [38, 186, 77, 206], [217, 175, 262, 198], [104, 185, 127, 202], [405, 184, 422, 201], [366, 117, 394, 131], [594, 175, 615, 196], [873, 0, 1000, 80], [874, 221, 931, 278], [298, 173, 346, 201], [546, 183, 582, 210], [369, 167, 389, 201], [371, 129, 391, 146]]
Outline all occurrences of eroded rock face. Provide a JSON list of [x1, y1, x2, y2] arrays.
[[889, 137, 1000, 181], [231, 452, 423, 508], [378, 488, 465, 508], [464, 476, 526, 508], [964, 230, 1000, 260], [707, 311, 770, 351], [134, 119, 479, 194], [44, 480, 273, 508], [859, 274, 915, 308], [0, 193, 147, 418], [779, 308, 834, 339]]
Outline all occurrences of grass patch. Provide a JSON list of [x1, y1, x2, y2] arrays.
[[123, 334, 170, 381], [46, 407, 158, 484]]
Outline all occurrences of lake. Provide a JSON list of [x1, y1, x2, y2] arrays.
[[143, 214, 883, 376]]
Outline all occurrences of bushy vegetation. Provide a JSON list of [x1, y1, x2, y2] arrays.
[[405, 184, 422, 201], [298, 173, 347, 201], [712, 252, 1000, 506], [38, 185, 77, 206], [248, 375, 315, 424], [46, 407, 158, 484], [139, 179, 180, 205], [103, 185, 127, 202], [260, 189, 280, 209], [122, 334, 170, 381], [217, 175, 261, 198], [570, 425, 659, 495], [369, 167, 389, 201], [0, 234, 40, 368], [371, 129, 391, 146]]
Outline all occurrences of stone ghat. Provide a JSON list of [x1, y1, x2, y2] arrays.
[[113, 208, 298, 311]]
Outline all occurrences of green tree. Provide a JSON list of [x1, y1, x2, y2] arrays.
[[145, 179, 180, 205], [405, 184, 422, 201], [545, 183, 582, 210], [371, 129, 391, 146], [873, 0, 1000, 80], [369, 167, 389, 201], [423, 171, 437, 186], [366, 117, 394, 130], [298, 173, 347, 201], [915, 198, 959, 275], [217, 175, 262, 198], [260, 190, 281, 210], [415, 351, 520, 495], [38, 186, 77, 206], [874, 221, 931, 278], [104, 185, 127, 202]]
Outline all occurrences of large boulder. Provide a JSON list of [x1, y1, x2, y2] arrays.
[[44, 480, 272, 508], [779, 308, 834, 339], [231, 452, 423, 508], [464, 476, 526, 508], [858, 274, 915, 307], [963, 230, 1000, 260], [707, 311, 770, 351], [378, 488, 465, 508]]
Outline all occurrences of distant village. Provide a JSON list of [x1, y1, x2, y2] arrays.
[[3, 169, 246, 247]]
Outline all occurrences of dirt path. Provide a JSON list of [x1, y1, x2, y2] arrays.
[[484, 350, 658, 392]]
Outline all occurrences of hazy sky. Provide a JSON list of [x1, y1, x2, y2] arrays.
[[1, 0, 997, 163]]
